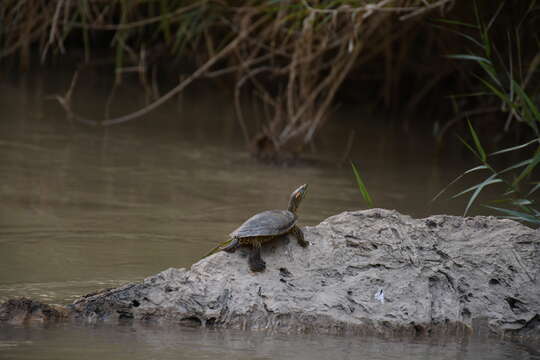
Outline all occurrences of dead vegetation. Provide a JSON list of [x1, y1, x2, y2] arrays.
[[0, 0, 493, 160]]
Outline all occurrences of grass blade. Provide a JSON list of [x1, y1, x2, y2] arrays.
[[351, 162, 374, 208], [462, 176, 503, 215], [432, 165, 488, 201], [514, 146, 540, 184], [467, 120, 486, 162], [527, 182, 540, 196], [431, 25, 484, 49], [457, 135, 479, 160], [476, 76, 512, 105], [499, 159, 533, 174], [446, 54, 491, 64], [512, 79, 540, 124], [433, 18, 478, 29], [452, 175, 501, 199], [484, 206, 540, 224], [490, 138, 539, 155], [478, 61, 502, 87], [512, 199, 533, 206]]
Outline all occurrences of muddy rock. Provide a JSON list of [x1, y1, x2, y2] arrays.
[[0, 298, 68, 324], [2, 209, 539, 341]]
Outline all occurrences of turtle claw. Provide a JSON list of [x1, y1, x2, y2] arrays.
[[249, 260, 266, 272]]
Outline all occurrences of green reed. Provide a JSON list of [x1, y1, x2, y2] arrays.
[[435, 2, 540, 225]]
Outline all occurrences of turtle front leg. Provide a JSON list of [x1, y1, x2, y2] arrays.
[[248, 240, 266, 272], [291, 225, 309, 247]]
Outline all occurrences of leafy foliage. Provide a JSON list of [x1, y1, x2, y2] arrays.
[[437, 3, 540, 225]]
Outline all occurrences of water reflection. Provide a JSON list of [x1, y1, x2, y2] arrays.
[[1, 323, 538, 360]]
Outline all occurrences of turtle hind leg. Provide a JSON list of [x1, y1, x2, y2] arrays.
[[248, 240, 266, 272], [222, 237, 239, 253], [291, 225, 309, 247]]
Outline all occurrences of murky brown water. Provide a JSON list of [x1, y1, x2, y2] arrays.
[[0, 69, 530, 359], [1, 323, 539, 360]]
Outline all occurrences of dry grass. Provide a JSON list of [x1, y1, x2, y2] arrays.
[[0, 0, 467, 160]]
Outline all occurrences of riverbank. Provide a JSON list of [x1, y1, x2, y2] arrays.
[[3, 1, 537, 160]]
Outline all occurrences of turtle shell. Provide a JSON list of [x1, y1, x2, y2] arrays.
[[230, 210, 297, 238]]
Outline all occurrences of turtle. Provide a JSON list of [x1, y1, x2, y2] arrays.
[[204, 184, 309, 272]]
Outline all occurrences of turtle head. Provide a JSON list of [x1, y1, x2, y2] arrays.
[[288, 184, 308, 213]]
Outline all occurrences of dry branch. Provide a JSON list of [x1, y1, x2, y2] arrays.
[[1, 0, 456, 160]]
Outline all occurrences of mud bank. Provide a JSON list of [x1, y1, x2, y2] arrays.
[[2, 209, 539, 342]]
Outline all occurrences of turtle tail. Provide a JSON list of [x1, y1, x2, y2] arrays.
[[202, 239, 234, 258]]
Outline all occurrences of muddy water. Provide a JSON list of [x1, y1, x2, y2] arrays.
[[0, 69, 526, 359], [1, 323, 538, 360]]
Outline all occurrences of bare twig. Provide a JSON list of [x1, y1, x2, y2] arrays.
[[41, 0, 65, 61], [63, 3, 202, 30], [53, 14, 266, 127], [399, 0, 454, 20]]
